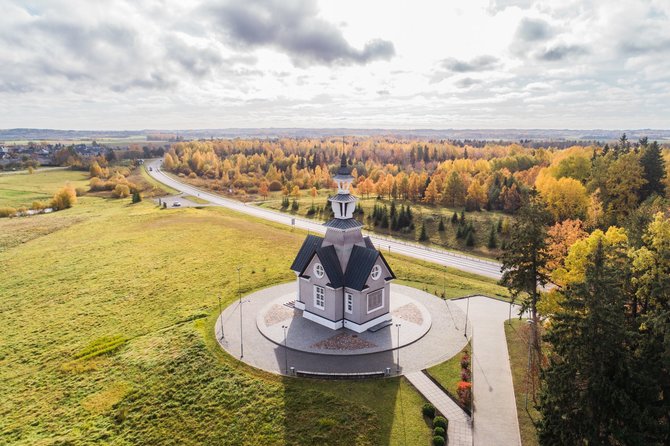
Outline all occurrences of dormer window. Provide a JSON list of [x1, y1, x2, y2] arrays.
[[371, 265, 381, 280], [314, 263, 325, 278]]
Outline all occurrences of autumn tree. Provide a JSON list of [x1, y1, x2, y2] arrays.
[[259, 181, 269, 200], [423, 179, 440, 204], [443, 171, 466, 208]]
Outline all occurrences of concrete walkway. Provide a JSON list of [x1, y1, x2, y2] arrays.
[[406, 371, 473, 446], [452, 296, 524, 446]]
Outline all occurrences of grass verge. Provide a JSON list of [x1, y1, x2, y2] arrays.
[[505, 319, 540, 446]]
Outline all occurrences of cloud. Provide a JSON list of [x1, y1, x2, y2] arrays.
[[536, 44, 588, 61], [440, 55, 499, 73], [515, 18, 553, 42], [455, 77, 480, 89], [205, 0, 395, 66]]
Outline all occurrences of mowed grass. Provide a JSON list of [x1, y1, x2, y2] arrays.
[[0, 194, 482, 445], [0, 169, 89, 208], [426, 343, 470, 398], [505, 319, 540, 446]]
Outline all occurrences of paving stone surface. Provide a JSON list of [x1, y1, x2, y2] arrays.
[[405, 371, 473, 446], [216, 283, 469, 374]]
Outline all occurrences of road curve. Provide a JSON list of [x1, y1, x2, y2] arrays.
[[146, 159, 503, 280]]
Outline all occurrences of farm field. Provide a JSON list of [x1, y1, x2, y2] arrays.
[[0, 169, 89, 208], [0, 178, 505, 445]]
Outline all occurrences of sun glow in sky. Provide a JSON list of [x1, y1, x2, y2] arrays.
[[1, 0, 669, 129]]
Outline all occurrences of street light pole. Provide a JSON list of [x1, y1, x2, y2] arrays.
[[218, 294, 224, 340], [395, 323, 402, 374], [237, 265, 243, 358], [282, 324, 289, 374]]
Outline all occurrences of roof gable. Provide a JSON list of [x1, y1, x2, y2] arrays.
[[315, 245, 344, 288], [290, 235, 323, 273], [344, 245, 380, 291]]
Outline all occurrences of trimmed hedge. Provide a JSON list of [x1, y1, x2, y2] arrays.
[[432, 435, 445, 446], [433, 416, 448, 431], [433, 426, 446, 438], [422, 403, 436, 419]]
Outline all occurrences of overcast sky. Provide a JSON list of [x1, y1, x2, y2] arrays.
[[1, 0, 669, 130]]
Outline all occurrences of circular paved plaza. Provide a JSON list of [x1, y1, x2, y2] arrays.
[[215, 283, 470, 376]]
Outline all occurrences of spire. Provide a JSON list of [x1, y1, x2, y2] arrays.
[[340, 152, 347, 168]]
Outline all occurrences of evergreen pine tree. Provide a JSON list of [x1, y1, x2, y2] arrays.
[[499, 194, 550, 355], [487, 225, 497, 249], [131, 191, 142, 203], [459, 210, 465, 224], [639, 141, 666, 199], [465, 229, 475, 246], [451, 211, 458, 224], [538, 241, 658, 445], [497, 217, 503, 233], [419, 222, 429, 241], [438, 217, 445, 232]]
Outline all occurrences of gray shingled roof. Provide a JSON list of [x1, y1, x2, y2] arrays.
[[328, 193, 357, 203], [316, 245, 344, 288], [290, 234, 323, 273], [324, 218, 363, 230], [344, 245, 380, 291], [363, 236, 375, 249]]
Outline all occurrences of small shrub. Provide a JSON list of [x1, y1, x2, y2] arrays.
[[457, 381, 472, 407], [131, 191, 142, 203], [461, 368, 471, 382], [433, 416, 448, 431], [112, 184, 130, 198], [51, 186, 77, 210], [291, 199, 299, 211], [0, 207, 17, 218], [422, 403, 436, 419], [75, 187, 87, 197], [433, 426, 446, 438], [432, 435, 445, 446], [31, 201, 47, 210], [188, 172, 197, 179], [460, 353, 470, 369]]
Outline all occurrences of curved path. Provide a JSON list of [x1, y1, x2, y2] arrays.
[[215, 283, 470, 375], [145, 159, 502, 280]]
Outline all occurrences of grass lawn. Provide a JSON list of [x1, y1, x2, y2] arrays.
[[0, 168, 89, 208], [505, 319, 540, 446], [0, 189, 506, 445], [426, 343, 470, 399]]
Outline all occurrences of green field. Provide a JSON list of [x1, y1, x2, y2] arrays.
[[0, 178, 510, 445], [426, 343, 470, 400], [0, 169, 89, 208]]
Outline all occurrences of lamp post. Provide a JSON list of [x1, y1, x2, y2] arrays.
[[237, 265, 243, 358], [395, 323, 402, 374], [508, 296, 513, 325], [282, 324, 289, 374], [464, 295, 471, 338], [218, 294, 224, 340]]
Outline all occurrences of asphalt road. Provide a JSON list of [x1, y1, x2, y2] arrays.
[[146, 159, 503, 280]]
